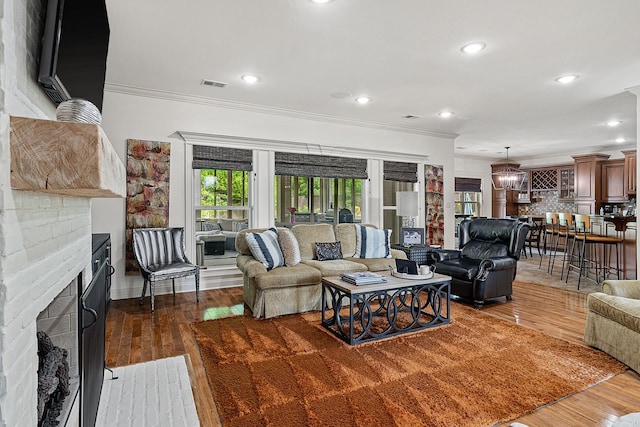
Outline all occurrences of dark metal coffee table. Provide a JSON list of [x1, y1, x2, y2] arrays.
[[321, 272, 451, 345]]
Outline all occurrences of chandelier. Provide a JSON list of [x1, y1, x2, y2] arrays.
[[491, 146, 527, 191]]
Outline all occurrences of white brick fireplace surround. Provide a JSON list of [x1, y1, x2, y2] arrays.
[[0, 191, 92, 426], [0, 113, 125, 427], [0, 1, 124, 424]]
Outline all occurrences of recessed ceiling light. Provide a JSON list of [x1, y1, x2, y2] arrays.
[[616, 137, 627, 143], [355, 96, 371, 105], [308, 0, 333, 3], [438, 111, 453, 118], [461, 42, 486, 54], [555, 75, 580, 84], [606, 120, 622, 127], [241, 74, 261, 84]]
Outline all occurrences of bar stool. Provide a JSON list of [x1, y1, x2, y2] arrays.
[[550, 213, 574, 277], [565, 214, 623, 289], [539, 212, 559, 270], [523, 217, 543, 257]]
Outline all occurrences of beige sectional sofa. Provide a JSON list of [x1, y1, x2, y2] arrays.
[[584, 279, 640, 373], [236, 223, 407, 318]]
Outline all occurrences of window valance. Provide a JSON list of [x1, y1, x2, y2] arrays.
[[192, 145, 253, 171], [455, 177, 482, 193], [383, 161, 418, 183], [275, 152, 367, 179]]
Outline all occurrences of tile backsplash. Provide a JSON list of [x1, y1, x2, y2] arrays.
[[518, 191, 575, 215]]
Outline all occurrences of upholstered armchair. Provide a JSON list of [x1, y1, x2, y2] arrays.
[[132, 227, 200, 312], [431, 218, 529, 309], [585, 280, 640, 373]]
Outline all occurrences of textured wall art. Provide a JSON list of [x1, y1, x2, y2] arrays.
[[425, 164, 444, 246], [125, 139, 171, 274]]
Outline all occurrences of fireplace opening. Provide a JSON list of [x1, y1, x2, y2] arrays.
[[36, 277, 80, 426], [37, 331, 70, 427]]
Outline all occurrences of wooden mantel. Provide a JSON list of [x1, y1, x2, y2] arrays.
[[10, 116, 125, 198]]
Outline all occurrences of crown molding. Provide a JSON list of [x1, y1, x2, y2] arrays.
[[175, 131, 431, 163], [104, 83, 458, 140], [625, 84, 640, 95]]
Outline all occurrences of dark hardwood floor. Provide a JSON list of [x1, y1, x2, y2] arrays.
[[106, 258, 640, 427]]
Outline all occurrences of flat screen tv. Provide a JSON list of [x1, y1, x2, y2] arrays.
[[38, 0, 110, 112]]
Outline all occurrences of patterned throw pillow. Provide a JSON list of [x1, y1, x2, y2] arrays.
[[315, 242, 343, 261], [245, 228, 285, 270], [354, 225, 392, 258], [232, 220, 248, 232], [278, 228, 301, 266], [202, 222, 222, 232]]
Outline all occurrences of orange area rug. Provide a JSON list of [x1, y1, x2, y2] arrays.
[[191, 303, 625, 427]]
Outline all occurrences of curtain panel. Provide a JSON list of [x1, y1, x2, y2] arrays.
[[383, 161, 418, 182], [274, 152, 367, 179], [192, 145, 253, 171], [455, 177, 482, 192]]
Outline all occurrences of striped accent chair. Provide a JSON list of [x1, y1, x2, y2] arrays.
[[132, 227, 200, 312]]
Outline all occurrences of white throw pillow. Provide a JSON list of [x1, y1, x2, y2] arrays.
[[354, 225, 392, 258], [245, 227, 285, 270]]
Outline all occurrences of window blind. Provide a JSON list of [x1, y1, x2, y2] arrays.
[[383, 161, 418, 182], [455, 177, 482, 192], [192, 145, 253, 171], [274, 152, 367, 179]]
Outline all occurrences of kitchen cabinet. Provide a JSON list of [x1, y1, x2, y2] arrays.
[[623, 150, 637, 196], [602, 159, 626, 202], [558, 167, 575, 200], [572, 153, 610, 214]]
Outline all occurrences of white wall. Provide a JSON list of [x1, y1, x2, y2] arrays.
[[95, 90, 457, 299]]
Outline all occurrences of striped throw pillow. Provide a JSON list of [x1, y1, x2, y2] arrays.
[[354, 225, 392, 258], [245, 228, 285, 270]]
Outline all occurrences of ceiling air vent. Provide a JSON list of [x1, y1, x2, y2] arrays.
[[402, 115, 421, 119], [201, 79, 228, 88]]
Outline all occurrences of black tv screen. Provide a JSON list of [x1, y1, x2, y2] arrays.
[[39, 0, 110, 112]]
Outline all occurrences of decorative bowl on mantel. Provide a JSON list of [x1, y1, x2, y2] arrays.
[[56, 99, 102, 124]]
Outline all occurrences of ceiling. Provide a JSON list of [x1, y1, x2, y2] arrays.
[[104, 0, 640, 162]]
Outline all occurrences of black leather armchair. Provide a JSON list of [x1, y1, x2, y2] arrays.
[[432, 218, 529, 309], [132, 227, 200, 312]]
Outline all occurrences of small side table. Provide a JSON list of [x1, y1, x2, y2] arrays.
[[390, 244, 439, 265]]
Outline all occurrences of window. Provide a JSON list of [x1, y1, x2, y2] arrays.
[[454, 177, 482, 217], [197, 169, 249, 220], [383, 180, 416, 242], [194, 168, 250, 268], [274, 152, 366, 225], [454, 192, 481, 216], [274, 176, 362, 225], [192, 145, 253, 269], [382, 161, 419, 243]]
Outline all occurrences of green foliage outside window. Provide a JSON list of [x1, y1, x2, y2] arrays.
[[199, 169, 248, 219]]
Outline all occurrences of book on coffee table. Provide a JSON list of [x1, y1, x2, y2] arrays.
[[340, 271, 387, 285]]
